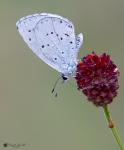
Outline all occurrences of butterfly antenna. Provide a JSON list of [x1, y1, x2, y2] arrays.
[[51, 76, 62, 97], [54, 77, 68, 97], [3, 143, 26, 148]]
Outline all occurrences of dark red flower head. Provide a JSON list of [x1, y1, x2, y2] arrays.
[[75, 53, 119, 107]]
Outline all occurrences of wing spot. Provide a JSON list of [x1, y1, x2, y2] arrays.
[[54, 58, 57, 60], [70, 41, 73, 44], [29, 38, 31, 41], [47, 44, 50, 46], [60, 20, 62, 23], [51, 32, 53, 34], [46, 33, 49, 36], [60, 37, 63, 40], [16, 26, 18, 30], [56, 34, 59, 36], [62, 51, 64, 54], [68, 25, 72, 28], [42, 45, 45, 48], [65, 33, 69, 37], [28, 30, 31, 32]]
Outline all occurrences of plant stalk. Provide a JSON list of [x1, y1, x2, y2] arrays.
[[103, 105, 124, 150]]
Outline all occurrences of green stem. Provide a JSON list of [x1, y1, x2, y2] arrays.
[[103, 105, 124, 150]]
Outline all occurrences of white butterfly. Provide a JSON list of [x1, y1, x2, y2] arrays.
[[16, 13, 83, 80]]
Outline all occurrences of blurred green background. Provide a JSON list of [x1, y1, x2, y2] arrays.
[[0, 0, 124, 150]]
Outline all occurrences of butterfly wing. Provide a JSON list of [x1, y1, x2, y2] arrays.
[[76, 33, 83, 52], [16, 13, 83, 74], [16, 13, 62, 72]]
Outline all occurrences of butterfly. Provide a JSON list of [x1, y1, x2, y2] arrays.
[[16, 13, 83, 81]]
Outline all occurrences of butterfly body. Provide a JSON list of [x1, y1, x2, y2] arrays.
[[16, 13, 83, 78]]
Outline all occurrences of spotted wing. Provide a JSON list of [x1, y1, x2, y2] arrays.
[[76, 33, 83, 52], [16, 13, 83, 73]]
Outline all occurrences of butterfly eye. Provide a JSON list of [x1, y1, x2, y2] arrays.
[[62, 76, 68, 80]]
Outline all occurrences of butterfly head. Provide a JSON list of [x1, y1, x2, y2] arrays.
[[61, 75, 68, 81], [61, 61, 77, 80]]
